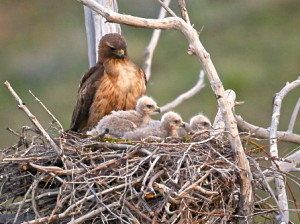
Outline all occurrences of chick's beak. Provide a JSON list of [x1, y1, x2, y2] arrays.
[[180, 123, 185, 128], [154, 107, 161, 113], [116, 49, 125, 59]]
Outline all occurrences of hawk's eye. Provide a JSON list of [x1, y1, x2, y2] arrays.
[[110, 47, 116, 51]]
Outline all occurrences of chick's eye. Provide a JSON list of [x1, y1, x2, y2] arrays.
[[146, 105, 153, 109], [174, 120, 180, 124], [202, 122, 209, 127]]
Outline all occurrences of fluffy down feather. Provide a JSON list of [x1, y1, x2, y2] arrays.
[[123, 111, 184, 140]]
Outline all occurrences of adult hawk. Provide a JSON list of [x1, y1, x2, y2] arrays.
[[70, 33, 147, 132]]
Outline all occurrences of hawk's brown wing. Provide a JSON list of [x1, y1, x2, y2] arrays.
[[70, 63, 104, 132]]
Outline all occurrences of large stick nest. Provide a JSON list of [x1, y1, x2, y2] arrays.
[[0, 129, 276, 224]]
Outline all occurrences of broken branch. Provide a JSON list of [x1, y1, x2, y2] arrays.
[[4, 81, 62, 155]]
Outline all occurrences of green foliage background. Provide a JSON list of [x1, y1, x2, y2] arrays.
[[0, 1, 299, 142], [0, 0, 300, 221], [1, 0, 299, 145]]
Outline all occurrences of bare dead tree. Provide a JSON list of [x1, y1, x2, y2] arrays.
[[269, 77, 300, 223], [76, 0, 254, 222]]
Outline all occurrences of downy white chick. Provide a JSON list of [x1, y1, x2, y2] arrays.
[[87, 96, 160, 137], [177, 114, 211, 137], [123, 111, 184, 140]]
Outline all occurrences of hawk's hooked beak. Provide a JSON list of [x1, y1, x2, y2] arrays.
[[116, 49, 125, 59]]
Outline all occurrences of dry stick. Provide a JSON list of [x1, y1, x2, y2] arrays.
[[143, 0, 172, 80], [177, 169, 217, 197], [236, 114, 300, 144], [155, 0, 177, 17], [68, 203, 120, 224], [73, 144, 141, 181], [68, 192, 141, 224], [9, 191, 59, 207], [75, 1, 254, 221], [247, 157, 283, 218], [23, 212, 79, 224], [159, 71, 205, 113], [29, 90, 64, 134], [141, 155, 161, 191], [13, 183, 34, 224], [31, 174, 45, 219], [147, 169, 164, 190], [212, 89, 236, 136], [123, 200, 153, 222], [83, 141, 136, 150], [177, 0, 190, 25], [269, 77, 300, 223], [4, 81, 62, 155], [277, 149, 300, 174], [287, 97, 300, 133], [173, 143, 195, 183]]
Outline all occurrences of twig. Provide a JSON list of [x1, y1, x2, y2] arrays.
[[269, 77, 300, 223], [141, 155, 161, 191], [29, 90, 64, 134], [236, 114, 300, 144], [287, 97, 300, 133], [143, 0, 172, 80], [13, 181, 34, 224], [173, 143, 195, 183], [31, 174, 45, 219], [23, 212, 79, 224], [69, 203, 117, 224], [4, 81, 62, 155], [6, 128, 21, 137], [29, 162, 84, 175], [147, 169, 164, 190], [124, 200, 153, 222], [212, 89, 236, 136], [159, 70, 205, 113], [155, 0, 177, 17], [73, 144, 141, 181], [177, 169, 217, 197], [248, 157, 283, 218], [277, 148, 300, 174], [177, 0, 190, 25], [83, 141, 136, 150]]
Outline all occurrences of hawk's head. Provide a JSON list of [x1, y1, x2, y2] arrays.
[[98, 33, 127, 62]]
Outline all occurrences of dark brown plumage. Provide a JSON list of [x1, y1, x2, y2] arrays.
[[70, 33, 147, 132]]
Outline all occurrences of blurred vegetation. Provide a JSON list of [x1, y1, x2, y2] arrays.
[[1, 0, 299, 144], [0, 0, 300, 221], [1, 0, 299, 141]]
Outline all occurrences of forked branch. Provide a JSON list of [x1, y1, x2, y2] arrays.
[[4, 81, 62, 155], [76, 1, 254, 221], [269, 77, 300, 223], [160, 70, 205, 113], [236, 114, 300, 144], [143, 0, 172, 80]]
